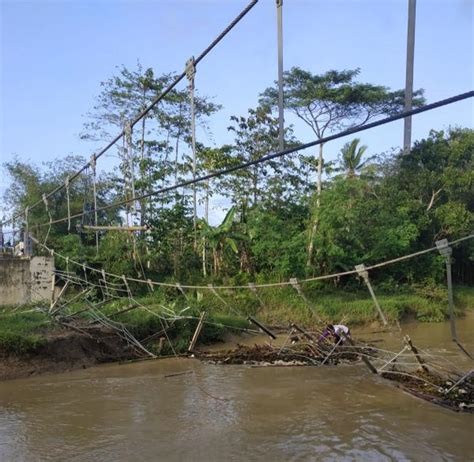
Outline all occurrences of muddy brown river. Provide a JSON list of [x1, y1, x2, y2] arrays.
[[1, 314, 473, 461]]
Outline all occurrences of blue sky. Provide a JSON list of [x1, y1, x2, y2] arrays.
[[1, 0, 473, 220]]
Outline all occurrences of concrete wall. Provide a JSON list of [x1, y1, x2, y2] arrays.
[[30, 257, 54, 302], [0, 256, 54, 306], [0, 257, 30, 305]]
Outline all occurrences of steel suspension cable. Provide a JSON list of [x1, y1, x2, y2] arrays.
[[28, 91, 474, 229], [2, 0, 259, 227]]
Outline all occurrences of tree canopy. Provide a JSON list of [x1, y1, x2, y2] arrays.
[[3, 64, 472, 291]]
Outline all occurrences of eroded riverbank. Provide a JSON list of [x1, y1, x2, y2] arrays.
[[1, 313, 473, 461], [2, 310, 473, 383]]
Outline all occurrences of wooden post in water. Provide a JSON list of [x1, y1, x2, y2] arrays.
[[346, 336, 377, 374], [188, 311, 208, 353], [291, 323, 316, 343], [435, 239, 472, 359], [247, 316, 277, 340], [404, 335, 428, 372]]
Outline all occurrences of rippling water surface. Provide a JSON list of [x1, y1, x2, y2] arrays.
[[1, 314, 473, 461]]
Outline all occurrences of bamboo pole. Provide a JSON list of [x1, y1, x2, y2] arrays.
[[444, 369, 473, 394], [321, 337, 343, 366], [355, 264, 388, 326], [346, 337, 377, 374], [247, 316, 277, 340], [49, 280, 70, 313], [278, 327, 295, 354], [436, 239, 473, 359], [188, 311, 207, 352], [289, 278, 323, 322], [49, 272, 56, 310], [80, 225, 149, 232], [378, 346, 408, 373], [404, 335, 429, 372], [291, 323, 316, 343], [248, 283, 266, 310]]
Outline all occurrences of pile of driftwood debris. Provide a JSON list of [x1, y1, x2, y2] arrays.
[[197, 342, 372, 366], [382, 368, 473, 413]]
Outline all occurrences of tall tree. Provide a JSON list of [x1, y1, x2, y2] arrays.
[[2, 155, 118, 262], [260, 67, 425, 268], [81, 62, 220, 226], [225, 105, 301, 209]]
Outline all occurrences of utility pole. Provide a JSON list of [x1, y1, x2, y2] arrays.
[[276, 0, 284, 151], [186, 57, 198, 250], [403, 0, 416, 153]]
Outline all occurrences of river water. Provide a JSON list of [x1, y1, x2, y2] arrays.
[[1, 314, 473, 461]]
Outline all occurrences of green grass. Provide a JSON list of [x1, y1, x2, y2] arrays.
[[133, 283, 473, 328], [78, 284, 474, 332], [2, 285, 473, 357], [454, 286, 474, 311], [0, 308, 50, 354], [252, 285, 474, 326]]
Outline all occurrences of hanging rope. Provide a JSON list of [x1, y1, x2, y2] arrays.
[[90, 154, 99, 254], [64, 176, 71, 232], [124, 120, 136, 223], [23, 207, 29, 256], [82, 263, 88, 284], [42, 193, 52, 245]]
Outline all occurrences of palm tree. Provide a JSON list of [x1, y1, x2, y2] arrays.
[[339, 138, 371, 178]]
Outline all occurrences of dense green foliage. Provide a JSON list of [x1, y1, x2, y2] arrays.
[[3, 64, 473, 294]]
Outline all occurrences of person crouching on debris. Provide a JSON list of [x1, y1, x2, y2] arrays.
[[319, 324, 351, 345]]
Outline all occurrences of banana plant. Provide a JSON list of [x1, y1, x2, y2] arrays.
[[198, 206, 246, 276]]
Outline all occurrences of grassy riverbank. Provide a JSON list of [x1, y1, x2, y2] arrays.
[[1, 285, 473, 379]]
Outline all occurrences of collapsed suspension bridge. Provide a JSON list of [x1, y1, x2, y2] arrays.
[[1, 0, 473, 411]]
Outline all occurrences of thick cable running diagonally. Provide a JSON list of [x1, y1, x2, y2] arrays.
[[2, 0, 259, 227], [28, 91, 474, 229]]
